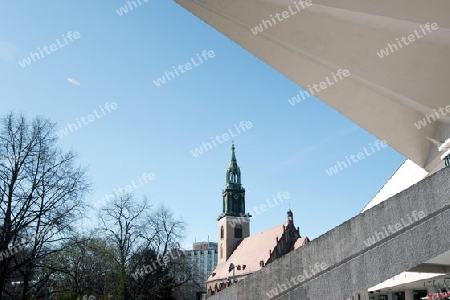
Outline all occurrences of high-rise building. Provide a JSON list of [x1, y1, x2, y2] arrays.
[[184, 242, 218, 289]]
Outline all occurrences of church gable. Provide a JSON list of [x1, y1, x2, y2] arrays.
[[266, 219, 301, 265]]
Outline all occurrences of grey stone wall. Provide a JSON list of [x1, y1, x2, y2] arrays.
[[208, 166, 450, 300]]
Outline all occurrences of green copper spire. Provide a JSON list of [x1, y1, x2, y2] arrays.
[[228, 143, 238, 171], [218, 143, 249, 220], [231, 143, 237, 162], [226, 143, 241, 186]]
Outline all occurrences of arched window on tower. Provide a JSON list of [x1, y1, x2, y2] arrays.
[[234, 225, 242, 238], [220, 226, 224, 239], [229, 170, 239, 183], [220, 244, 223, 259]]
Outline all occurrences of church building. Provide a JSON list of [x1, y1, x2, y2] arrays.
[[206, 144, 309, 296]]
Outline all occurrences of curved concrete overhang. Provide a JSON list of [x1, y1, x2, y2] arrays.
[[175, 0, 450, 172]]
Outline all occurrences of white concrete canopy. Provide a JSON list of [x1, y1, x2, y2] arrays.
[[175, 0, 450, 172]]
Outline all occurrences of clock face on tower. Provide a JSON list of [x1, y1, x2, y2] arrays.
[[234, 194, 239, 199]]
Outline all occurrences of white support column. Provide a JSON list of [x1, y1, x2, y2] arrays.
[[362, 291, 370, 300], [405, 289, 414, 300], [387, 293, 393, 300]]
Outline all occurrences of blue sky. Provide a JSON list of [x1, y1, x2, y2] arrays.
[[0, 0, 405, 249]]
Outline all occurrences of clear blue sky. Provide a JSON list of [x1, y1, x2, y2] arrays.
[[0, 0, 405, 250]]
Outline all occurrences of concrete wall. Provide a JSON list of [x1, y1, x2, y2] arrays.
[[208, 166, 450, 299]]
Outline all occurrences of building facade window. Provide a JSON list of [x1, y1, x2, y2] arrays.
[[234, 225, 242, 238], [221, 226, 224, 239]]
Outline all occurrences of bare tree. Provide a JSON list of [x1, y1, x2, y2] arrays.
[[98, 193, 149, 299], [0, 113, 90, 299], [98, 194, 189, 299], [143, 205, 185, 257]]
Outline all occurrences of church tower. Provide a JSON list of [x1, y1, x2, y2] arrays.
[[217, 144, 251, 263]]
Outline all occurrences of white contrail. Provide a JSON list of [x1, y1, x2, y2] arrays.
[[67, 78, 81, 86]]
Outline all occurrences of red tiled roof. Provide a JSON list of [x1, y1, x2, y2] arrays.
[[293, 236, 309, 250], [208, 222, 308, 283]]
